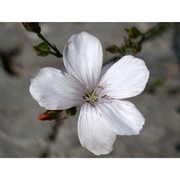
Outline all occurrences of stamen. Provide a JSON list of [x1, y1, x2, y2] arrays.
[[83, 89, 98, 105]]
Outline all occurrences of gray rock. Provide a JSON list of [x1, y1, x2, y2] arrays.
[[0, 23, 179, 157]]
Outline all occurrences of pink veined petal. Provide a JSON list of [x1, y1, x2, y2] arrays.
[[97, 100, 145, 135], [78, 103, 116, 155], [30, 67, 85, 110], [63, 31, 103, 91], [99, 55, 150, 99]]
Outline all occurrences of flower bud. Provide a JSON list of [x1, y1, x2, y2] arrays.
[[22, 22, 41, 33], [106, 45, 119, 54], [38, 110, 62, 121]]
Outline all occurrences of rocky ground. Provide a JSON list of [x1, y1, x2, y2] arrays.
[[0, 23, 179, 157]]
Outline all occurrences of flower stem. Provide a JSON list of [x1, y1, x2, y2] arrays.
[[37, 33, 63, 58], [105, 23, 170, 66]]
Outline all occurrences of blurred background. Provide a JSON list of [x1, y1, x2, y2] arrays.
[[0, 23, 179, 157]]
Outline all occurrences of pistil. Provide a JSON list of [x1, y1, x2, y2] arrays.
[[83, 90, 98, 105]]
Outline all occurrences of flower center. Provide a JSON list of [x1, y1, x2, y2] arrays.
[[83, 90, 98, 105]]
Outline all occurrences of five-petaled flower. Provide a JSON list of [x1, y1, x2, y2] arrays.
[[30, 31, 149, 155]]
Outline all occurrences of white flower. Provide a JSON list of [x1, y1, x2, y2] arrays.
[[30, 31, 149, 155]]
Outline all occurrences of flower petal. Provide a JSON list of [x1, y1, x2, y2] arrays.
[[99, 55, 149, 99], [30, 67, 85, 110], [97, 100, 145, 135], [63, 31, 103, 91], [78, 103, 116, 155]]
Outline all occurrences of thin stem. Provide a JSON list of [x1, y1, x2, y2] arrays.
[[49, 51, 61, 57], [105, 23, 170, 66], [118, 47, 126, 56], [142, 23, 168, 42]]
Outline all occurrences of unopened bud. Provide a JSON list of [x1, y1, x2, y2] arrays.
[[38, 110, 62, 121], [38, 107, 77, 122], [106, 45, 119, 53], [22, 22, 41, 33]]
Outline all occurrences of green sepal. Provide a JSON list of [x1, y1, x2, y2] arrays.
[[125, 27, 142, 39], [66, 106, 77, 116], [33, 42, 50, 57]]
